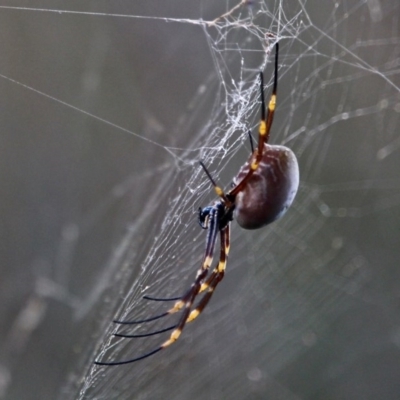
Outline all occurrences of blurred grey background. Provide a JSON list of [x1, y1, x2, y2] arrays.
[[0, 1, 399, 399]]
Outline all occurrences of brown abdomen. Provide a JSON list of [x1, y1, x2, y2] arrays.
[[233, 144, 299, 230]]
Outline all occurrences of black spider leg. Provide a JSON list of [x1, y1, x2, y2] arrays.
[[114, 288, 200, 339], [94, 204, 221, 366], [143, 295, 182, 302], [114, 324, 177, 338], [247, 130, 255, 153]]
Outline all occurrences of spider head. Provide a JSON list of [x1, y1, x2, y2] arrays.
[[198, 206, 212, 229]]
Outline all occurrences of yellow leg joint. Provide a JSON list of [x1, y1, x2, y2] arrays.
[[203, 255, 212, 269], [200, 282, 209, 292], [215, 186, 224, 197], [162, 328, 182, 348], [171, 300, 185, 312], [268, 94, 276, 112], [187, 309, 200, 322], [217, 263, 226, 273], [171, 329, 181, 341], [259, 120, 267, 136]]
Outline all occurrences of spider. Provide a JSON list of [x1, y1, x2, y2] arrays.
[[94, 42, 299, 366]]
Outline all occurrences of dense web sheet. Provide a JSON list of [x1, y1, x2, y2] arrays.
[[0, 1, 399, 399]]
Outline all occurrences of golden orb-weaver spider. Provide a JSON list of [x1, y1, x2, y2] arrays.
[[94, 42, 299, 366]]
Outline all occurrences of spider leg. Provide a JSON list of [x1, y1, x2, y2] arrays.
[[114, 227, 229, 338], [114, 324, 177, 338], [142, 295, 182, 302], [187, 223, 230, 323], [141, 272, 214, 304], [199, 225, 229, 294], [143, 251, 225, 305], [113, 312, 169, 325], [200, 162, 233, 208], [156, 205, 221, 348], [138, 259, 222, 335], [94, 205, 222, 366], [113, 203, 222, 327], [247, 130, 255, 153], [256, 42, 278, 152], [229, 42, 279, 197]]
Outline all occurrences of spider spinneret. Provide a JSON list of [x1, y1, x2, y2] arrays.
[[94, 41, 299, 367]]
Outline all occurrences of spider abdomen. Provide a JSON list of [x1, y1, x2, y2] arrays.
[[233, 144, 299, 230]]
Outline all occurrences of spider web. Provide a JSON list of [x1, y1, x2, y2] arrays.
[[0, 1, 399, 399]]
